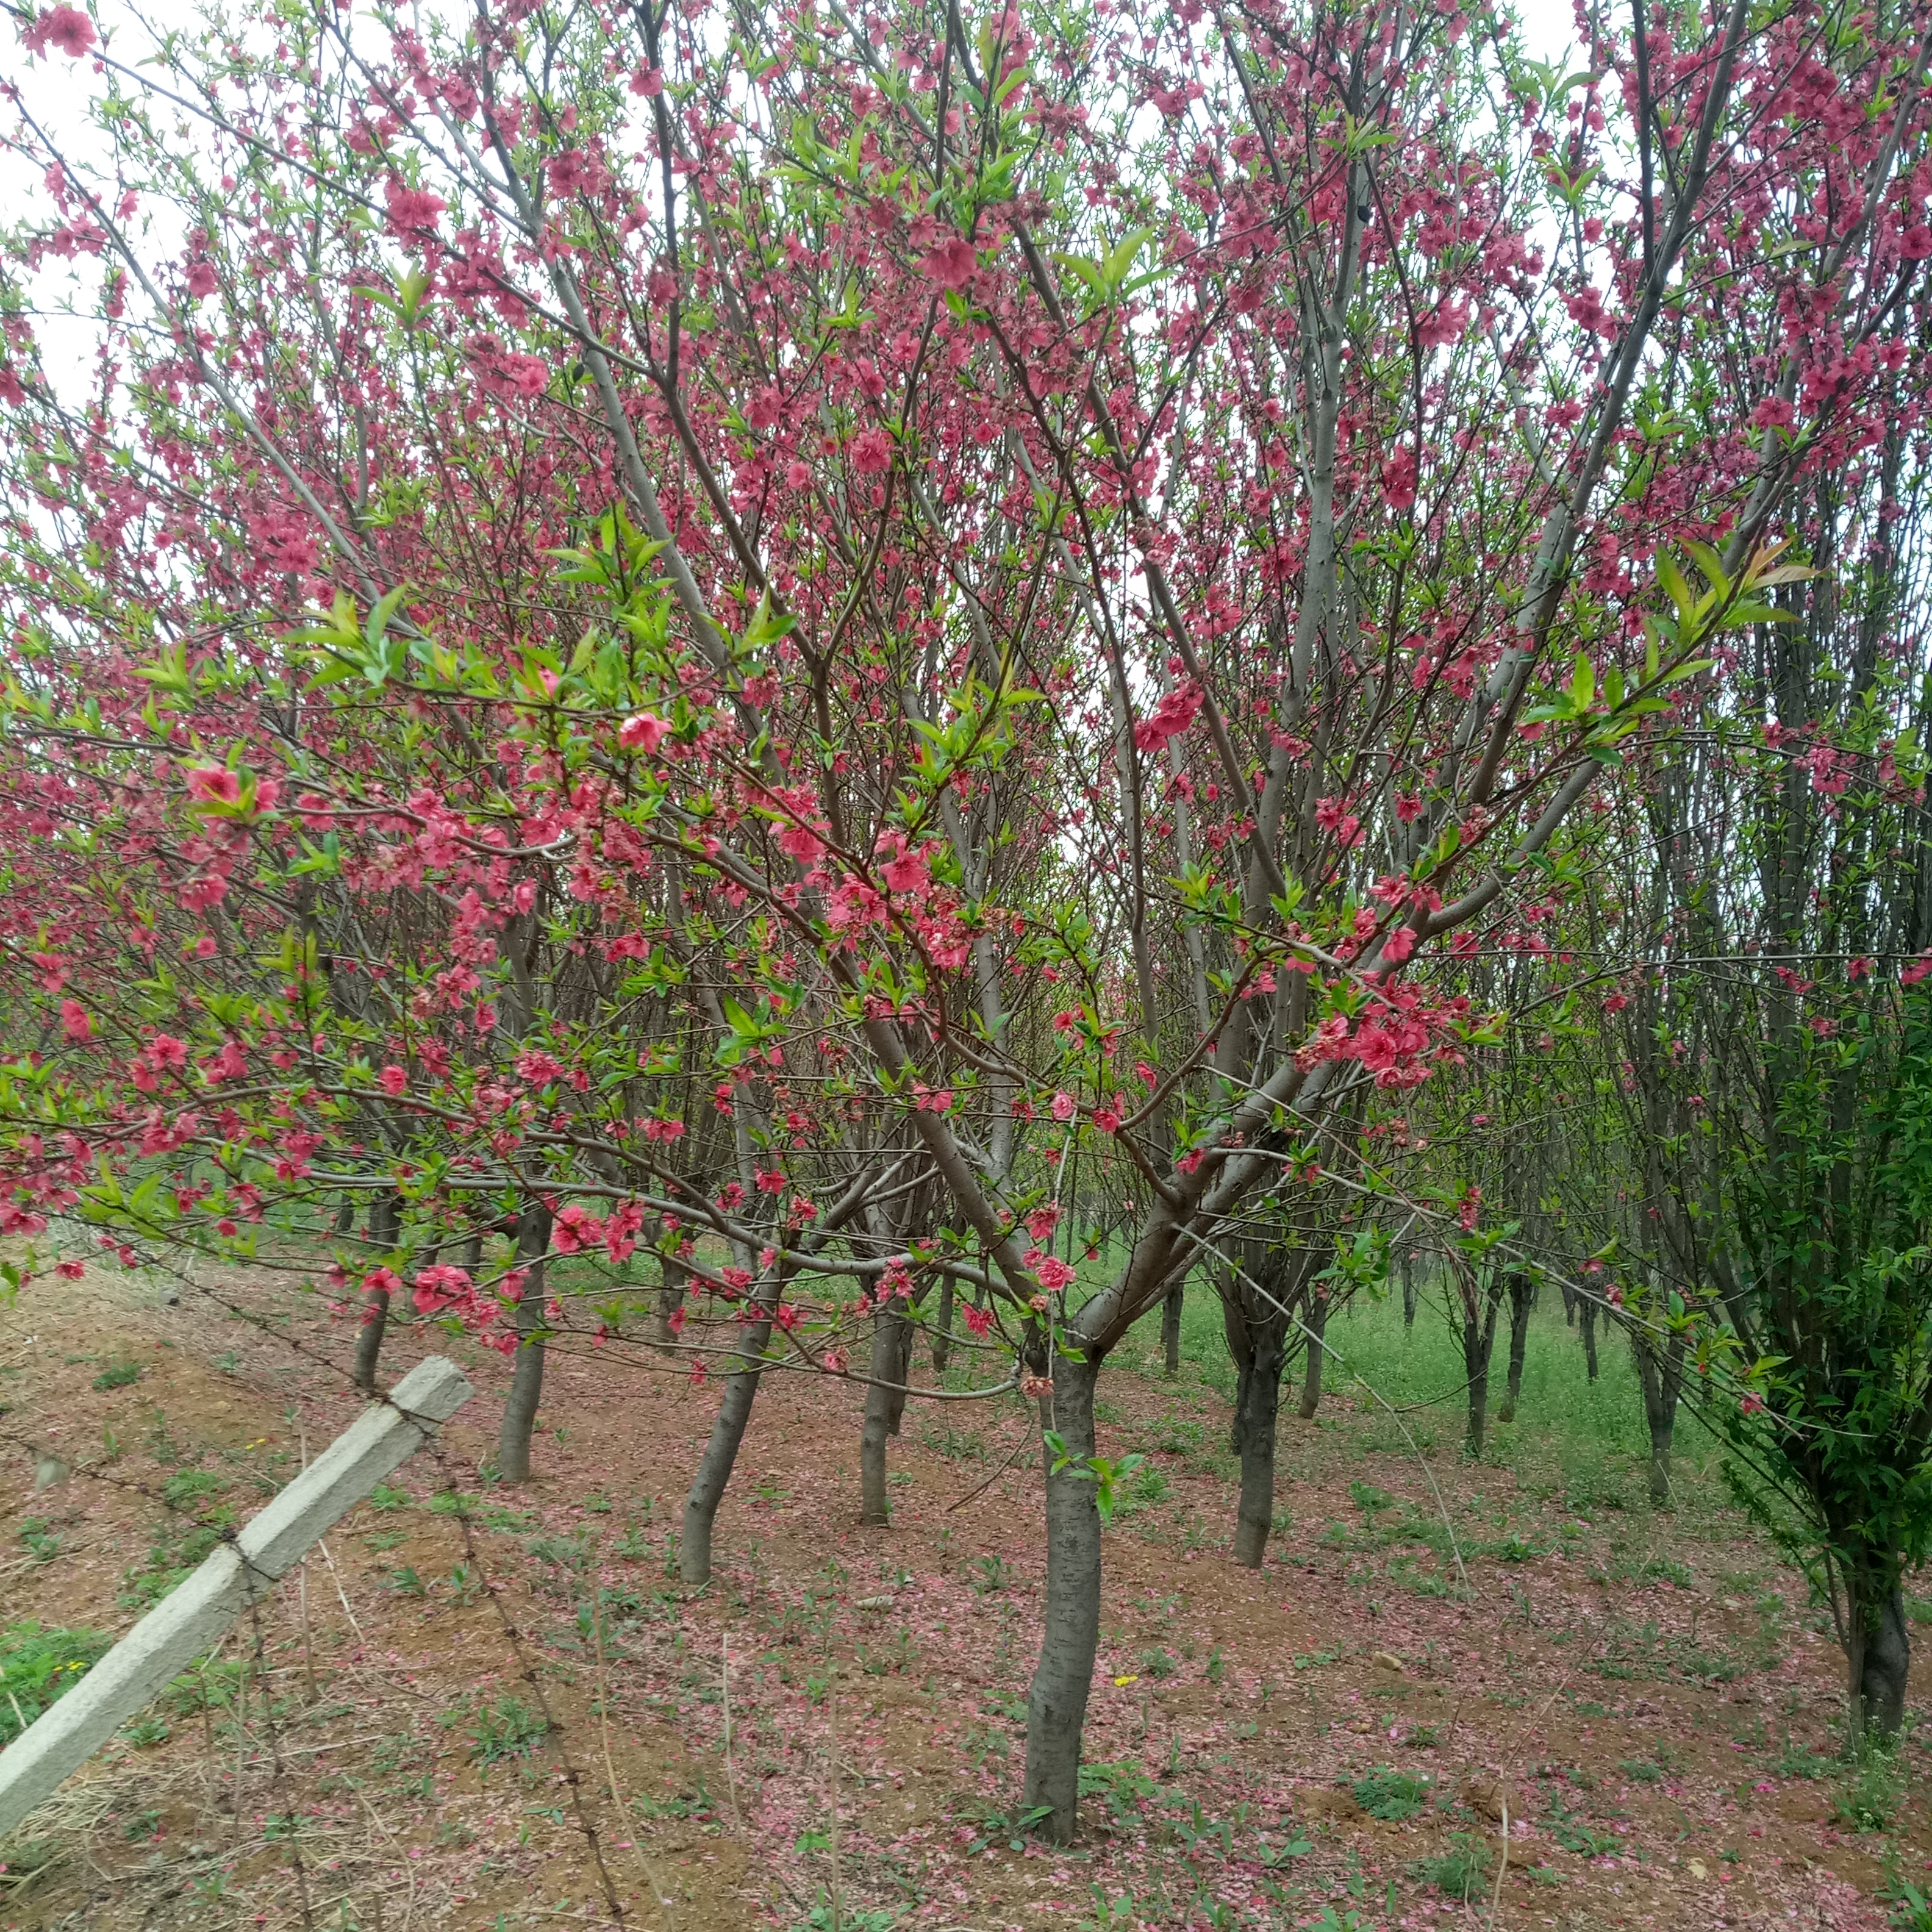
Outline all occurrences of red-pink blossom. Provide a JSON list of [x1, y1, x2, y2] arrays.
[[618, 712, 671, 754]]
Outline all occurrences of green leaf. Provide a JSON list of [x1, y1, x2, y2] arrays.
[[1567, 654, 1595, 711]]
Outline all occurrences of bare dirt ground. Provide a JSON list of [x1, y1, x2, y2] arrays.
[[0, 1255, 1924, 1931]]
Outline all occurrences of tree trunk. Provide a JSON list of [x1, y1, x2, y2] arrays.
[[1559, 1278, 1577, 1327], [1162, 1279, 1184, 1376], [1495, 1273, 1533, 1425], [654, 1253, 689, 1350], [1223, 1278, 1254, 1456], [1232, 1324, 1286, 1567], [682, 1275, 783, 1584], [459, 1229, 484, 1276], [1463, 1281, 1503, 1459], [334, 1195, 356, 1236], [860, 1303, 911, 1525], [931, 1273, 954, 1374], [496, 1206, 552, 1484], [1630, 1328, 1686, 1507], [351, 1192, 402, 1394], [1846, 1565, 1910, 1743], [1401, 1252, 1416, 1331], [1022, 1350, 1102, 1845], [1297, 1293, 1328, 1421], [1579, 1295, 1599, 1381]]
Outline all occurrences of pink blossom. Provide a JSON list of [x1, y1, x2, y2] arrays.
[[413, 1264, 474, 1315], [384, 179, 446, 238], [1051, 1090, 1076, 1122], [1025, 1249, 1077, 1292], [1381, 446, 1417, 512], [185, 766, 240, 804], [618, 712, 671, 754], [923, 234, 978, 290], [881, 842, 931, 892], [1132, 682, 1202, 751], [851, 426, 894, 473], [28, 7, 98, 59]]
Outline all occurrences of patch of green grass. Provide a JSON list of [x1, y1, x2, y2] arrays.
[[1079, 1759, 1158, 1824], [1118, 1269, 1700, 1510], [970, 1553, 1009, 1596], [1115, 1467, 1170, 1515], [368, 1483, 411, 1511], [1775, 1737, 1832, 1780], [1833, 1741, 1904, 1833], [91, 1362, 143, 1391], [921, 1424, 987, 1463], [1137, 1647, 1177, 1680], [1485, 1534, 1549, 1563], [441, 1692, 549, 1769], [0, 1623, 112, 1742], [1146, 1415, 1204, 1455], [1351, 1766, 1431, 1822], [160, 1468, 224, 1508], [118, 1515, 226, 1611], [16, 1517, 59, 1563], [1412, 1833, 1491, 1900]]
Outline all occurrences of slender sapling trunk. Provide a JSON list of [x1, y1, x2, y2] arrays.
[[1297, 1292, 1328, 1421], [1495, 1272, 1533, 1425], [496, 1206, 553, 1484]]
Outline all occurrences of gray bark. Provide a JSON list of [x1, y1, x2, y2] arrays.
[[931, 1273, 954, 1373], [1233, 1326, 1286, 1567], [1022, 1351, 1101, 1843], [351, 1192, 403, 1394], [496, 1206, 553, 1484], [1297, 1293, 1328, 1421], [1847, 1572, 1910, 1742], [655, 1253, 690, 1349], [1462, 1275, 1505, 1459], [682, 1269, 785, 1583], [860, 1303, 911, 1525], [1630, 1324, 1686, 1506], [1495, 1272, 1533, 1425]]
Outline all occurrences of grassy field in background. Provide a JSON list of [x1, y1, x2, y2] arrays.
[[1101, 1269, 1733, 1524]]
